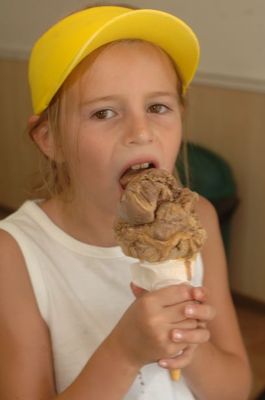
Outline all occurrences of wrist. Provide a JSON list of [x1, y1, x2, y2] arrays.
[[103, 330, 143, 373]]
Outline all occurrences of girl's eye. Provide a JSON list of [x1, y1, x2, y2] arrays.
[[148, 104, 170, 114], [92, 109, 116, 120]]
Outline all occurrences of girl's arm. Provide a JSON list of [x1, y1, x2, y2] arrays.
[[182, 197, 252, 400], [0, 229, 201, 400], [0, 230, 56, 399], [0, 230, 141, 400]]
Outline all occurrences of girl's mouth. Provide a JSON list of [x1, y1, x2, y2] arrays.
[[119, 161, 157, 189]]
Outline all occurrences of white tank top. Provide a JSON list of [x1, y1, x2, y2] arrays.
[[0, 201, 203, 399]]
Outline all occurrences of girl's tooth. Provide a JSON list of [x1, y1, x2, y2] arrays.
[[131, 164, 141, 170], [130, 162, 150, 171], [141, 163, 149, 169]]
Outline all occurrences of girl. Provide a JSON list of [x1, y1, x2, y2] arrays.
[[0, 5, 251, 400]]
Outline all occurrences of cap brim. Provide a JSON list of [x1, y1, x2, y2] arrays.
[[30, 8, 199, 114]]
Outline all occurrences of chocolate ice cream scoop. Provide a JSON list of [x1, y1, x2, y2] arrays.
[[114, 168, 206, 262]]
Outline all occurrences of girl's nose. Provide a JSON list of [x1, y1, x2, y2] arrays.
[[124, 115, 154, 146]]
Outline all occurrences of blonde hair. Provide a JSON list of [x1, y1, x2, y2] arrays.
[[29, 92, 71, 198]]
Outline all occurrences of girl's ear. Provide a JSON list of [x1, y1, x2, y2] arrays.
[[29, 115, 57, 160]]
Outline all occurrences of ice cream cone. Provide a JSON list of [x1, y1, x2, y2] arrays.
[[130, 256, 197, 381], [170, 368, 181, 381], [130, 257, 196, 291]]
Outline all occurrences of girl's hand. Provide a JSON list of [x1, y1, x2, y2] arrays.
[[158, 286, 216, 370], [110, 284, 202, 368]]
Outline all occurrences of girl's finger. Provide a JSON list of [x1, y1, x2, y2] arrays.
[[132, 283, 194, 306], [184, 303, 216, 322], [159, 345, 196, 369], [150, 284, 194, 307], [170, 318, 199, 330], [171, 327, 210, 345], [162, 299, 203, 325], [191, 286, 208, 303]]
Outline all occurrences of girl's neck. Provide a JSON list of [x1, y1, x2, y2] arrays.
[[40, 196, 118, 247]]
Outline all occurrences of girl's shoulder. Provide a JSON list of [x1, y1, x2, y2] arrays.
[[0, 227, 43, 330], [194, 195, 226, 276], [0, 228, 31, 289], [195, 194, 217, 217], [0, 227, 22, 260], [195, 194, 219, 231]]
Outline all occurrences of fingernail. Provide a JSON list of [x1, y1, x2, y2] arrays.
[[158, 360, 168, 368], [173, 331, 183, 341], [185, 305, 195, 316]]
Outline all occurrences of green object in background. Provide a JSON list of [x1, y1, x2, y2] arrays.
[[176, 142, 239, 255], [256, 390, 265, 400]]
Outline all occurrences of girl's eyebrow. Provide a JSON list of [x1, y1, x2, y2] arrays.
[[147, 91, 178, 97], [146, 91, 179, 101], [80, 91, 178, 107], [80, 95, 121, 107]]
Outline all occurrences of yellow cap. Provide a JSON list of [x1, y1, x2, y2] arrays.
[[29, 6, 200, 114]]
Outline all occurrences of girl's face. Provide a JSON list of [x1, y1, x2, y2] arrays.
[[59, 41, 183, 214]]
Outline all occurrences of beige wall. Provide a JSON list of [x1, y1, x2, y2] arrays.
[[185, 84, 265, 302], [0, 58, 265, 302], [0, 59, 38, 208]]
